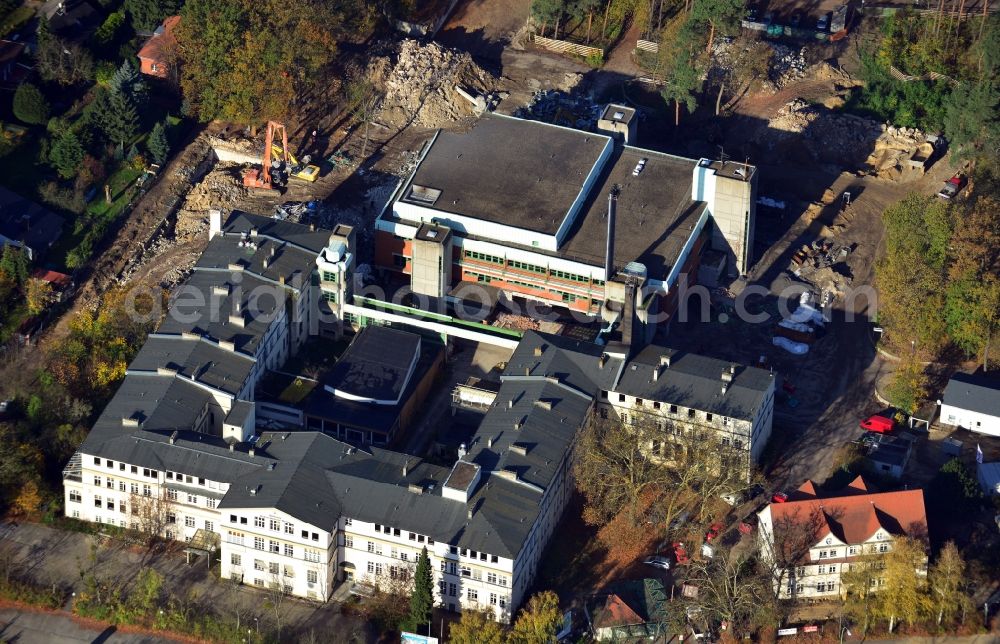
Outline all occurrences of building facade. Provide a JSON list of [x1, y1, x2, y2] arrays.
[[757, 477, 928, 600], [374, 114, 757, 327], [940, 372, 1000, 437]]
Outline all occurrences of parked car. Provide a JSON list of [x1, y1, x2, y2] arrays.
[[643, 555, 671, 571], [817, 12, 830, 31], [705, 523, 724, 542], [771, 491, 789, 503], [938, 172, 966, 199], [673, 542, 691, 564], [860, 414, 896, 433]]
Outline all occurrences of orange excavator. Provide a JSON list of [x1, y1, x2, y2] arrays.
[[241, 121, 289, 191]]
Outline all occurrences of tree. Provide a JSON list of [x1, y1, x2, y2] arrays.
[[945, 197, 1000, 368], [841, 549, 883, 635], [681, 547, 779, 636], [176, 0, 357, 124], [943, 80, 1000, 160], [48, 131, 86, 180], [883, 357, 928, 414], [35, 20, 95, 86], [11, 479, 43, 517], [146, 121, 170, 164], [660, 23, 703, 126], [510, 591, 561, 644], [689, 0, 744, 53], [449, 609, 506, 644], [12, 84, 50, 125], [0, 245, 29, 285], [878, 537, 931, 632], [929, 541, 971, 627], [91, 88, 139, 153], [574, 413, 670, 526], [125, 0, 181, 32], [359, 565, 413, 633], [128, 492, 170, 545], [532, 0, 564, 37], [875, 193, 951, 357], [759, 507, 829, 599], [110, 61, 148, 110], [25, 278, 53, 315], [404, 547, 434, 633]]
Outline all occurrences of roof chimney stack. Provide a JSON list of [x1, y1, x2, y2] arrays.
[[458, 443, 467, 460], [605, 185, 620, 282]]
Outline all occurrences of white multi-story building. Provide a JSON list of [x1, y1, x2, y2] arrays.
[[597, 343, 775, 476], [757, 477, 928, 600]]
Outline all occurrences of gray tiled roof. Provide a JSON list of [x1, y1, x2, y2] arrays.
[[943, 372, 1000, 417], [613, 344, 774, 421], [218, 433, 548, 557], [155, 270, 281, 356], [128, 334, 255, 396], [505, 331, 623, 396]]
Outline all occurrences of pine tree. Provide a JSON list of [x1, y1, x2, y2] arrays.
[[405, 547, 434, 634], [146, 120, 169, 165], [92, 88, 139, 153], [110, 60, 148, 109], [49, 131, 86, 180]]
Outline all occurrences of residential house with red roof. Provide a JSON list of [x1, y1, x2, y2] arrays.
[[757, 476, 928, 599], [136, 16, 179, 79], [587, 578, 669, 640]]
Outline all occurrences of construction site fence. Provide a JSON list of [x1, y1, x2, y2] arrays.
[[635, 39, 659, 54], [532, 35, 604, 62], [888, 65, 958, 84], [863, 5, 996, 18]]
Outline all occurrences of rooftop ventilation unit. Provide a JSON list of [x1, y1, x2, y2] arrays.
[[408, 185, 442, 205]]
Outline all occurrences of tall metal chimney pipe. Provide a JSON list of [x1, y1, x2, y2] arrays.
[[605, 185, 620, 282]]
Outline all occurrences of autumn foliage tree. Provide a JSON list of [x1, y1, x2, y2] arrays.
[[176, 0, 374, 124], [448, 609, 506, 644], [510, 591, 562, 644]]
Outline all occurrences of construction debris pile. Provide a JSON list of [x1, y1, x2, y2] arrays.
[[769, 44, 808, 88], [370, 39, 499, 130], [176, 164, 248, 238], [756, 99, 928, 172], [512, 86, 603, 130]]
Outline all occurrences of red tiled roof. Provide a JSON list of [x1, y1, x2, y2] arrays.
[[769, 480, 927, 546], [592, 593, 644, 629], [31, 268, 72, 288], [137, 15, 180, 63], [794, 480, 818, 499]]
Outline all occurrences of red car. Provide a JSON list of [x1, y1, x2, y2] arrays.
[[860, 415, 895, 434], [705, 523, 724, 542], [771, 491, 788, 503], [672, 542, 690, 564]]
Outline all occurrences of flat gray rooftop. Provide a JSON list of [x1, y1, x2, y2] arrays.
[[400, 116, 610, 235], [560, 148, 704, 280]]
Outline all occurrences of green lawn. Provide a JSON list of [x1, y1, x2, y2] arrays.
[[47, 166, 142, 270]]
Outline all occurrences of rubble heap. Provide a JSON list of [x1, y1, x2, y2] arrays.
[[512, 84, 602, 130], [769, 44, 808, 88], [757, 99, 928, 174], [370, 39, 499, 129], [175, 164, 248, 238]]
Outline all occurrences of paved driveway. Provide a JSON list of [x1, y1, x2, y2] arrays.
[[0, 521, 371, 642], [0, 608, 174, 644]]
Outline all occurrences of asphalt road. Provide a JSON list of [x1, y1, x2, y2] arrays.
[[0, 608, 174, 644]]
